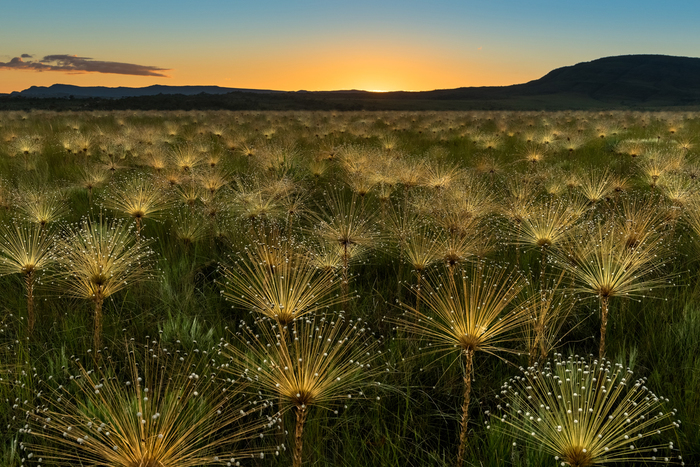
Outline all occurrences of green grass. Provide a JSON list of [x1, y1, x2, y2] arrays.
[[1, 109, 699, 466]]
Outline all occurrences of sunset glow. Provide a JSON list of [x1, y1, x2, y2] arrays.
[[1, 3, 699, 464], [2, 0, 700, 94]]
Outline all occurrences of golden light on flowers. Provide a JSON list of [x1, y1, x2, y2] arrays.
[[169, 144, 204, 174], [76, 164, 110, 205], [103, 175, 173, 238], [56, 217, 156, 351], [22, 341, 274, 466], [578, 168, 613, 205], [517, 272, 577, 365], [309, 190, 381, 298], [15, 189, 69, 230], [219, 233, 342, 326], [552, 221, 670, 358], [223, 314, 384, 467], [514, 196, 586, 287], [490, 355, 682, 467], [399, 262, 527, 467], [430, 177, 497, 238], [1, 109, 700, 466], [0, 221, 55, 335]]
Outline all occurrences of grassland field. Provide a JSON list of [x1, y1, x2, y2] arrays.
[[0, 109, 699, 467]]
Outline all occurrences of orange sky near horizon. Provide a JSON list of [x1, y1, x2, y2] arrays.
[[0, 51, 545, 94], [2, 0, 699, 96]]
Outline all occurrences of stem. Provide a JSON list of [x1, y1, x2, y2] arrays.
[[540, 245, 547, 292], [136, 217, 142, 242], [293, 405, 309, 467], [539, 324, 548, 363], [599, 295, 609, 359], [456, 349, 474, 467], [276, 324, 290, 448], [515, 220, 521, 266], [25, 271, 35, 336], [277, 397, 286, 449], [528, 332, 538, 367], [342, 242, 349, 302], [94, 295, 104, 354], [397, 241, 405, 300], [415, 271, 422, 314], [248, 218, 257, 237]]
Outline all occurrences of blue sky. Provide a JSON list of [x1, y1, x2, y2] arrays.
[[2, 0, 699, 92]]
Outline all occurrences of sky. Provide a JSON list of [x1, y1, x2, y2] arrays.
[[2, 0, 700, 94]]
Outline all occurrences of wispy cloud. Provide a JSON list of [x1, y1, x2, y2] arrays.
[[0, 54, 169, 77]]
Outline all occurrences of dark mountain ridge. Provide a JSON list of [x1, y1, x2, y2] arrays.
[[4, 55, 700, 110], [10, 84, 283, 99], [518, 54, 700, 102]]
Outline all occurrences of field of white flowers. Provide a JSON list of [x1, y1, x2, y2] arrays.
[[0, 109, 697, 466]]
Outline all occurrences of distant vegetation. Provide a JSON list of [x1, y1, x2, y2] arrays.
[[1, 108, 698, 466]]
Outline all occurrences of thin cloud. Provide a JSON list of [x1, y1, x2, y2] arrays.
[[0, 54, 169, 77], [21, 53, 33, 58]]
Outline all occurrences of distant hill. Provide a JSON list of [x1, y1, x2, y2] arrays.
[[10, 84, 282, 99], [3, 55, 700, 110], [520, 54, 700, 103], [378, 55, 700, 106]]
